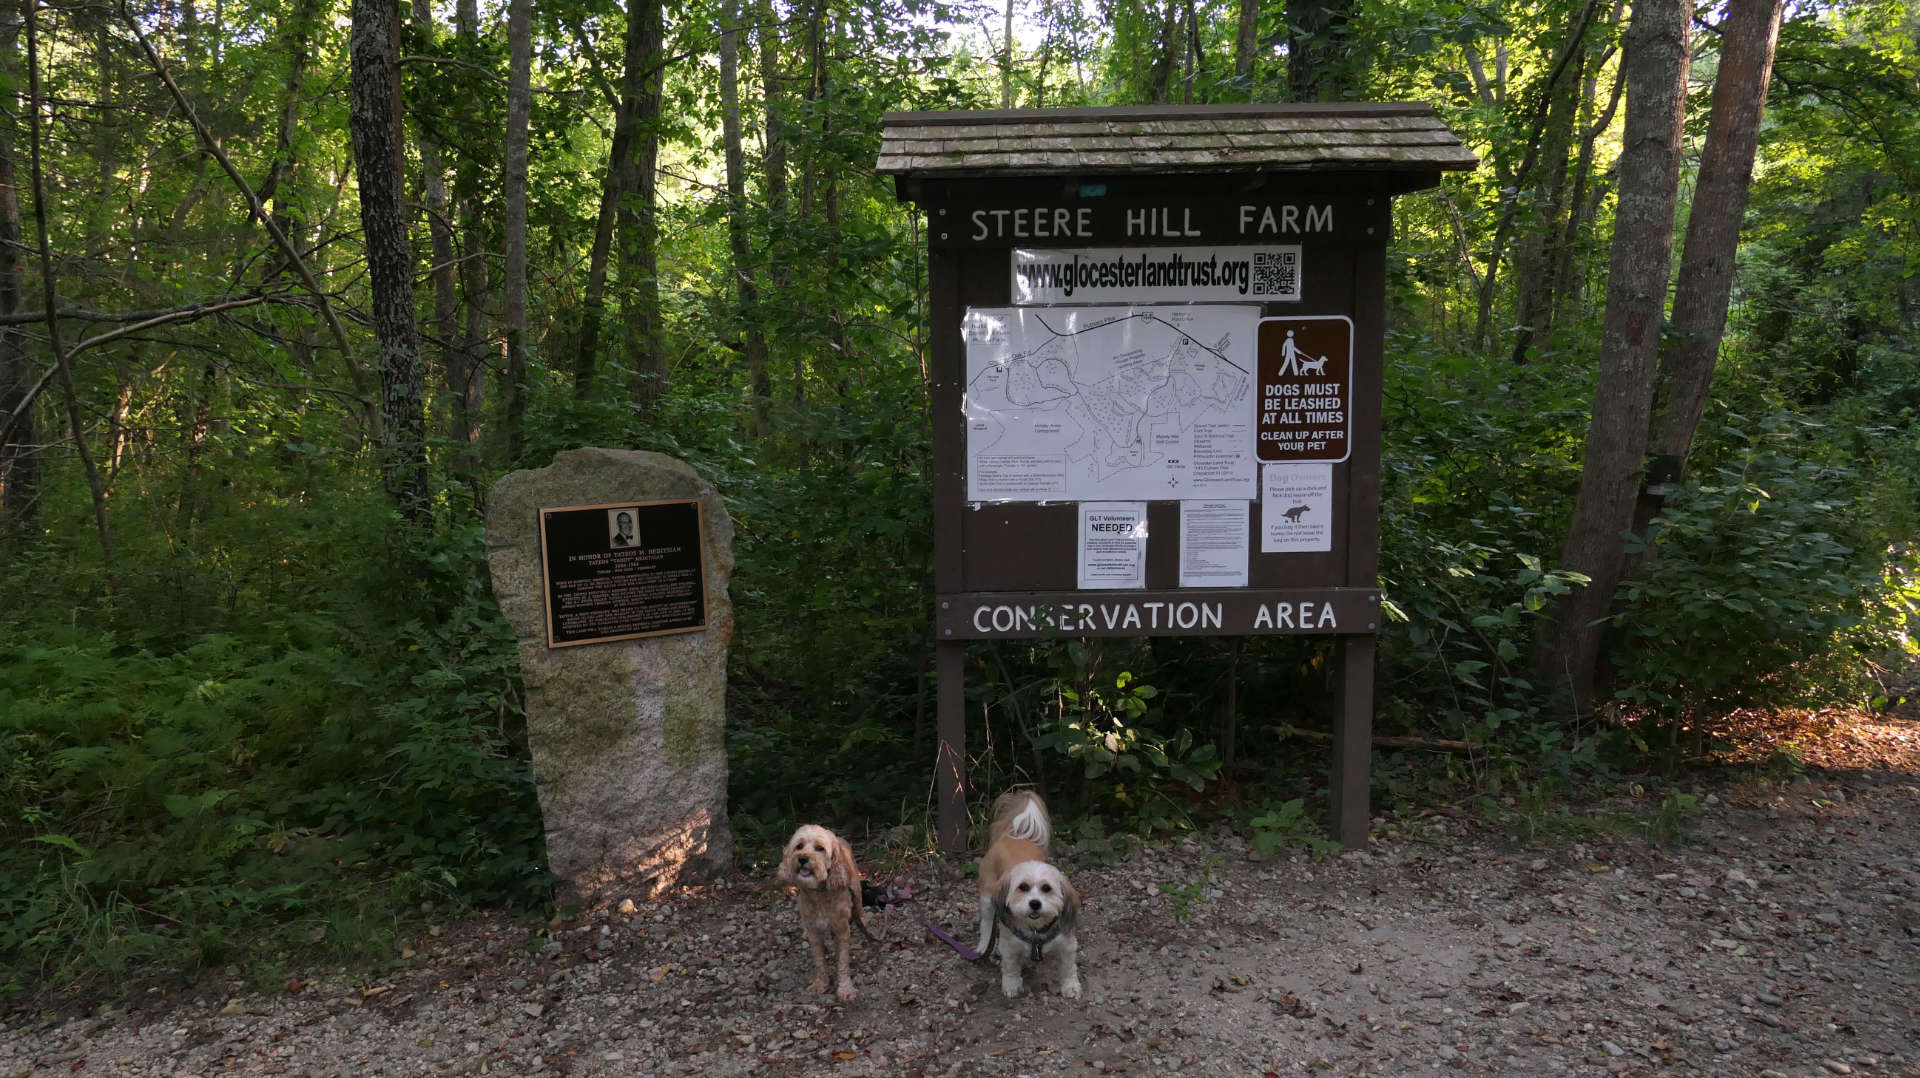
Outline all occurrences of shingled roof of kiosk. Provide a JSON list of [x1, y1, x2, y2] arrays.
[[876, 103, 1477, 185]]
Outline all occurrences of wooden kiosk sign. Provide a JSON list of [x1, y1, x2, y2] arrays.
[[876, 104, 1475, 852]]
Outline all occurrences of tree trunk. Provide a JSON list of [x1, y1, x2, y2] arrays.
[[1621, 0, 1785, 584], [719, 0, 771, 435], [1507, 43, 1585, 366], [24, 1, 110, 563], [1650, 0, 1784, 464], [1234, 0, 1258, 88], [412, 0, 466, 480], [261, 0, 316, 272], [0, 1, 35, 535], [1286, 0, 1354, 102], [453, 0, 486, 461], [349, 0, 429, 523], [616, 0, 666, 408], [575, 5, 639, 392], [1032, 0, 1056, 107], [1000, 0, 1014, 108], [1549, 51, 1625, 337], [573, 158, 620, 394], [759, 1, 793, 411], [502, 0, 531, 459], [1538, 0, 1691, 713], [1149, 0, 1180, 104], [1469, 0, 1603, 350], [1182, 0, 1202, 103]]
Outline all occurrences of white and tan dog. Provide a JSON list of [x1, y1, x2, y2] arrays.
[[975, 790, 1081, 999], [776, 824, 868, 1000]]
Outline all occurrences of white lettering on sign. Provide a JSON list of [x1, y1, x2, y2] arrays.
[[1251, 601, 1338, 630], [1236, 204, 1337, 235], [971, 206, 1096, 242], [1124, 207, 1204, 238], [960, 599, 1320, 634]]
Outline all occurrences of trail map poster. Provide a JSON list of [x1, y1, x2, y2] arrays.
[[961, 305, 1258, 502]]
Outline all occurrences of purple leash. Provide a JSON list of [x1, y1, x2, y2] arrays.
[[864, 880, 983, 962]]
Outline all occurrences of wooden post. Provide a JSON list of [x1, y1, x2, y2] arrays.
[[1331, 634, 1375, 847], [935, 639, 968, 854]]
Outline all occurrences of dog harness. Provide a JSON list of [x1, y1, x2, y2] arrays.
[[995, 905, 1060, 963]]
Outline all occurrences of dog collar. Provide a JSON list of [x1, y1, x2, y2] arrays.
[[997, 906, 1060, 962]]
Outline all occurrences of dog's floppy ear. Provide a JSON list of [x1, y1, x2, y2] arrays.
[[775, 830, 801, 887], [1059, 874, 1080, 936], [829, 833, 859, 897]]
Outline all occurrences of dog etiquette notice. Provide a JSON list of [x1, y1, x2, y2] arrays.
[[1262, 463, 1333, 553], [537, 499, 706, 647], [1257, 315, 1352, 464]]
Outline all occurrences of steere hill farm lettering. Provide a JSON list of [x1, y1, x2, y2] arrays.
[[967, 203, 1336, 242]]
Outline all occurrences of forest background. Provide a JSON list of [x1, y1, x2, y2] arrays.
[[0, 0, 1916, 993]]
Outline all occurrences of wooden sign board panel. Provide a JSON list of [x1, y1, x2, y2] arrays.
[[924, 190, 1384, 636], [538, 499, 707, 647]]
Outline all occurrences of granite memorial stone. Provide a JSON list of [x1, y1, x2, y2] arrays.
[[486, 448, 733, 903]]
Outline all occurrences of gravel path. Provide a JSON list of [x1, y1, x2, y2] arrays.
[[6, 713, 1918, 1078]]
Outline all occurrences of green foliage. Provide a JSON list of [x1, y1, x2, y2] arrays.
[[1156, 854, 1221, 922], [1247, 798, 1338, 858], [1613, 416, 1903, 728], [1642, 788, 1700, 847], [1374, 338, 1601, 783], [0, 511, 544, 990], [1003, 640, 1222, 834]]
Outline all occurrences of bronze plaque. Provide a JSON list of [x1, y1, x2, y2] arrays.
[[538, 499, 706, 648], [1257, 316, 1353, 463]]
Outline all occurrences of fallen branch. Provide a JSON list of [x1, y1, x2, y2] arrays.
[[1270, 725, 1478, 753], [0, 294, 278, 448]]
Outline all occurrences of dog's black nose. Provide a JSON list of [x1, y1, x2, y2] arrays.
[[797, 854, 809, 863], [1028, 898, 1042, 912]]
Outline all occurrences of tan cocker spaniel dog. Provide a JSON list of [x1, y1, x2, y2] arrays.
[[776, 824, 868, 1000]]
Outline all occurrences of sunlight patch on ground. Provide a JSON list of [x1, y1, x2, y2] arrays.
[[1709, 706, 1920, 776]]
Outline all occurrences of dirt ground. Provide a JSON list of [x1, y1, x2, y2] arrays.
[[4, 708, 1918, 1078]]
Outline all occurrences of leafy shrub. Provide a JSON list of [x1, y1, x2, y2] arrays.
[[1613, 417, 1904, 729], [0, 516, 545, 991]]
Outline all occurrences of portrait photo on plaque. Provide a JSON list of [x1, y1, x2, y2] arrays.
[[538, 499, 707, 648], [608, 508, 639, 548]]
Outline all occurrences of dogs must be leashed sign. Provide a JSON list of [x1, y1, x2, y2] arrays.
[[537, 499, 706, 647], [1257, 316, 1352, 463]]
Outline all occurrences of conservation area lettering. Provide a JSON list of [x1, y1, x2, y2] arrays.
[[968, 599, 1340, 635]]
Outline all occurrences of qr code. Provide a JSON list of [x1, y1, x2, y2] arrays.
[[1252, 250, 1299, 297]]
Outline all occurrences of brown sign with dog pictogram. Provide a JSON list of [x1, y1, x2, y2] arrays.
[[1257, 316, 1353, 463]]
